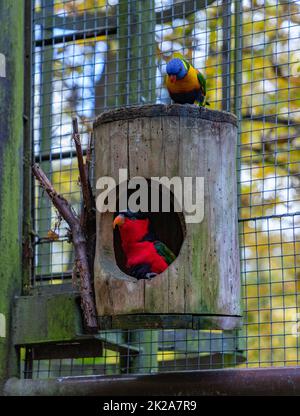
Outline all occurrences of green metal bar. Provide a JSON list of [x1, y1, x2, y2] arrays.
[[129, 330, 158, 374], [0, 0, 24, 390], [36, 0, 54, 277], [233, 0, 243, 120], [117, 0, 156, 106], [233, 0, 245, 363], [221, 0, 232, 112], [95, 40, 118, 111], [22, 0, 33, 294], [234, 1, 243, 249], [33, 0, 216, 35]]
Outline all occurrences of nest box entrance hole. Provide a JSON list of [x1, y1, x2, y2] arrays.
[[113, 180, 186, 278]]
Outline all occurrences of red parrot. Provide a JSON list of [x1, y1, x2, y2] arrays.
[[113, 211, 176, 279]]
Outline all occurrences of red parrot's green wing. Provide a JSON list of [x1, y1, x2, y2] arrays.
[[154, 241, 176, 265]]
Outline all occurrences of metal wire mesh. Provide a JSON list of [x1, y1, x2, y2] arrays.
[[25, 0, 300, 378]]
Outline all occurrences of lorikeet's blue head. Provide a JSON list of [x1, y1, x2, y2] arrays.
[[166, 58, 188, 82]]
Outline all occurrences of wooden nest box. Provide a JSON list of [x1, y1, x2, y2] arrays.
[[93, 104, 241, 330]]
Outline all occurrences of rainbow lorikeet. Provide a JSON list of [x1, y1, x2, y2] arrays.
[[166, 54, 209, 106], [113, 211, 176, 280]]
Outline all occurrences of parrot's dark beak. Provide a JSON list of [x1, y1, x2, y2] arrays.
[[113, 214, 125, 229], [169, 74, 177, 83]]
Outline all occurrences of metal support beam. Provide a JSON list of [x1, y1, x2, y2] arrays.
[[117, 0, 156, 106], [0, 0, 24, 391], [222, 0, 232, 112], [34, 0, 216, 42], [233, 0, 243, 119], [4, 367, 300, 396], [36, 0, 54, 277], [23, 0, 33, 294]]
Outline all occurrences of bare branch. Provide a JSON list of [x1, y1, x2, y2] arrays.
[[72, 117, 92, 214], [32, 163, 98, 332], [72, 120, 96, 277], [86, 131, 93, 169]]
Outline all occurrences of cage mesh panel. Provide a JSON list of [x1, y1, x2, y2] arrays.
[[26, 0, 300, 378]]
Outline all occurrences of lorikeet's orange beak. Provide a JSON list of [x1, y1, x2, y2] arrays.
[[113, 214, 125, 229], [169, 75, 176, 83]]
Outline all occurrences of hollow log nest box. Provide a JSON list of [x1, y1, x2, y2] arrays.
[[93, 104, 241, 330]]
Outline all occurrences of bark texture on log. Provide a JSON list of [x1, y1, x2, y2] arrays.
[[93, 104, 241, 330]]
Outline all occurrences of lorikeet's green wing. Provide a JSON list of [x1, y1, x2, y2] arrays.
[[197, 71, 206, 96], [154, 241, 176, 265], [196, 71, 210, 106]]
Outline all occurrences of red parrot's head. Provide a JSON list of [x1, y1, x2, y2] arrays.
[[113, 211, 150, 245]]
